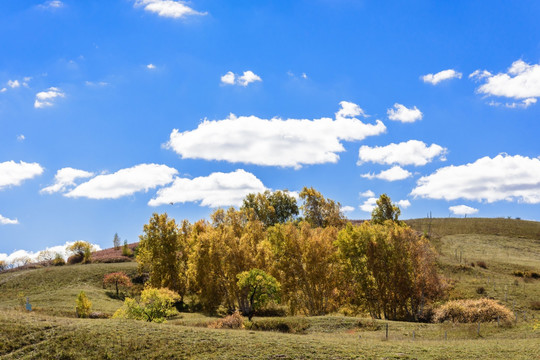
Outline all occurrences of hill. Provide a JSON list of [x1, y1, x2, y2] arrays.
[[0, 218, 539, 359]]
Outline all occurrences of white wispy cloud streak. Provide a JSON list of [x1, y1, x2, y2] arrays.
[[358, 140, 447, 167], [362, 166, 412, 181], [34, 87, 65, 108], [41, 167, 94, 194], [149, 169, 267, 208], [166, 101, 386, 168], [411, 154, 540, 203], [65, 164, 178, 199], [470, 60, 540, 108], [387, 103, 423, 123], [0, 214, 18, 225], [134, 0, 207, 19], [422, 69, 462, 85], [0, 161, 44, 190]]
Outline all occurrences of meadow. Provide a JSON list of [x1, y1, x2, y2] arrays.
[[0, 218, 539, 359]]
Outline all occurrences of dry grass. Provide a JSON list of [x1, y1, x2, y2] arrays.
[[433, 299, 513, 325]]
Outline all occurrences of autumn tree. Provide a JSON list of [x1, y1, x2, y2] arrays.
[[371, 194, 401, 224], [237, 269, 280, 320], [266, 222, 341, 315], [189, 208, 269, 313], [0, 260, 7, 271], [241, 190, 299, 227], [76, 291, 92, 318], [113, 233, 121, 250], [103, 272, 133, 297], [67, 241, 94, 264], [336, 221, 444, 321], [299, 187, 345, 228], [137, 213, 190, 303], [113, 287, 180, 323]]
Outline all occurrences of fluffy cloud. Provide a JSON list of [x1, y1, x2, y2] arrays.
[[221, 71, 262, 86], [39, 1, 64, 9], [167, 102, 386, 168], [359, 190, 375, 198], [147, 63, 156, 70], [411, 154, 540, 203], [341, 205, 355, 213], [0, 214, 18, 225], [65, 164, 178, 199], [397, 199, 411, 209], [149, 169, 266, 207], [359, 197, 377, 212], [134, 0, 207, 19], [449, 205, 478, 216], [422, 69, 462, 85], [0, 161, 44, 190], [471, 60, 540, 107], [41, 167, 94, 194], [34, 87, 65, 108], [358, 140, 447, 167], [362, 166, 412, 181], [7, 80, 20, 88], [17, 134, 25, 141], [387, 103, 423, 123], [0, 241, 102, 266]]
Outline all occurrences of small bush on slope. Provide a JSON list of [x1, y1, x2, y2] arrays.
[[433, 299, 513, 325]]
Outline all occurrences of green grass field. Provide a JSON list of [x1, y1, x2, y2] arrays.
[[1, 218, 539, 359]]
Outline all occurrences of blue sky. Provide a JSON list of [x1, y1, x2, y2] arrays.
[[1, 0, 540, 258]]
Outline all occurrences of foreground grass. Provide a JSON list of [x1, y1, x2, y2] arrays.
[[1, 310, 539, 360]]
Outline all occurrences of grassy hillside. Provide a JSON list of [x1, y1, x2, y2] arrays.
[[0, 218, 539, 359]]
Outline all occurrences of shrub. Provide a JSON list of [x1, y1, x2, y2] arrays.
[[433, 299, 513, 325], [476, 261, 488, 269], [52, 253, 66, 266], [76, 291, 92, 318], [245, 317, 310, 333], [67, 254, 84, 265], [113, 287, 179, 323], [513, 270, 540, 279], [0, 260, 7, 271], [122, 240, 133, 257], [530, 301, 540, 311], [208, 311, 245, 329], [476, 286, 486, 295], [67, 241, 94, 264]]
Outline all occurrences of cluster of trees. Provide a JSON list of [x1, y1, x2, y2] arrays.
[[136, 188, 445, 321]]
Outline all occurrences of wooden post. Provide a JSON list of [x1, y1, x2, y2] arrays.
[[386, 323, 389, 340], [444, 331, 447, 340], [412, 331, 415, 340], [497, 316, 500, 327], [477, 323, 480, 336]]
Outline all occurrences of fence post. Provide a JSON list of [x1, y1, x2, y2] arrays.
[[477, 323, 480, 336], [412, 331, 415, 340], [385, 323, 388, 340]]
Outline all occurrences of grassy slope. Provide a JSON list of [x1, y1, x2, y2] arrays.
[[0, 218, 539, 359]]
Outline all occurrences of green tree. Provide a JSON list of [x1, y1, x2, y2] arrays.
[[137, 213, 190, 303], [76, 291, 92, 318], [237, 269, 280, 320], [241, 190, 299, 227], [67, 241, 94, 263], [113, 233, 121, 250], [122, 240, 133, 257], [113, 287, 179, 323], [371, 194, 401, 224], [299, 187, 345, 228], [103, 272, 133, 297]]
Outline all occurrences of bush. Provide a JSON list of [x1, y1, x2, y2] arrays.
[[245, 317, 310, 333], [513, 270, 540, 279], [67, 254, 84, 265], [476, 286, 486, 295], [208, 311, 245, 329], [476, 261, 488, 269], [52, 254, 66, 266], [433, 299, 513, 325], [76, 291, 92, 318], [530, 301, 540, 311], [113, 287, 179, 323]]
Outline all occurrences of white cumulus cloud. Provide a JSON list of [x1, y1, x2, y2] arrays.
[[221, 70, 262, 86], [471, 60, 540, 108], [7, 80, 20, 88], [359, 197, 378, 213], [411, 154, 540, 203], [359, 190, 375, 198], [387, 103, 423, 123], [449, 205, 479, 216], [34, 87, 65, 108], [41, 167, 94, 194], [166, 102, 386, 169], [0, 161, 44, 190], [134, 0, 207, 19], [358, 140, 447, 167], [65, 164, 178, 200], [397, 199, 411, 209], [422, 69, 462, 85], [362, 166, 412, 181], [0, 214, 18, 225], [147, 63, 156, 70], [149, 169, 267, 208], [341, 205, 355, 213], [0, 241, 102, 266]]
